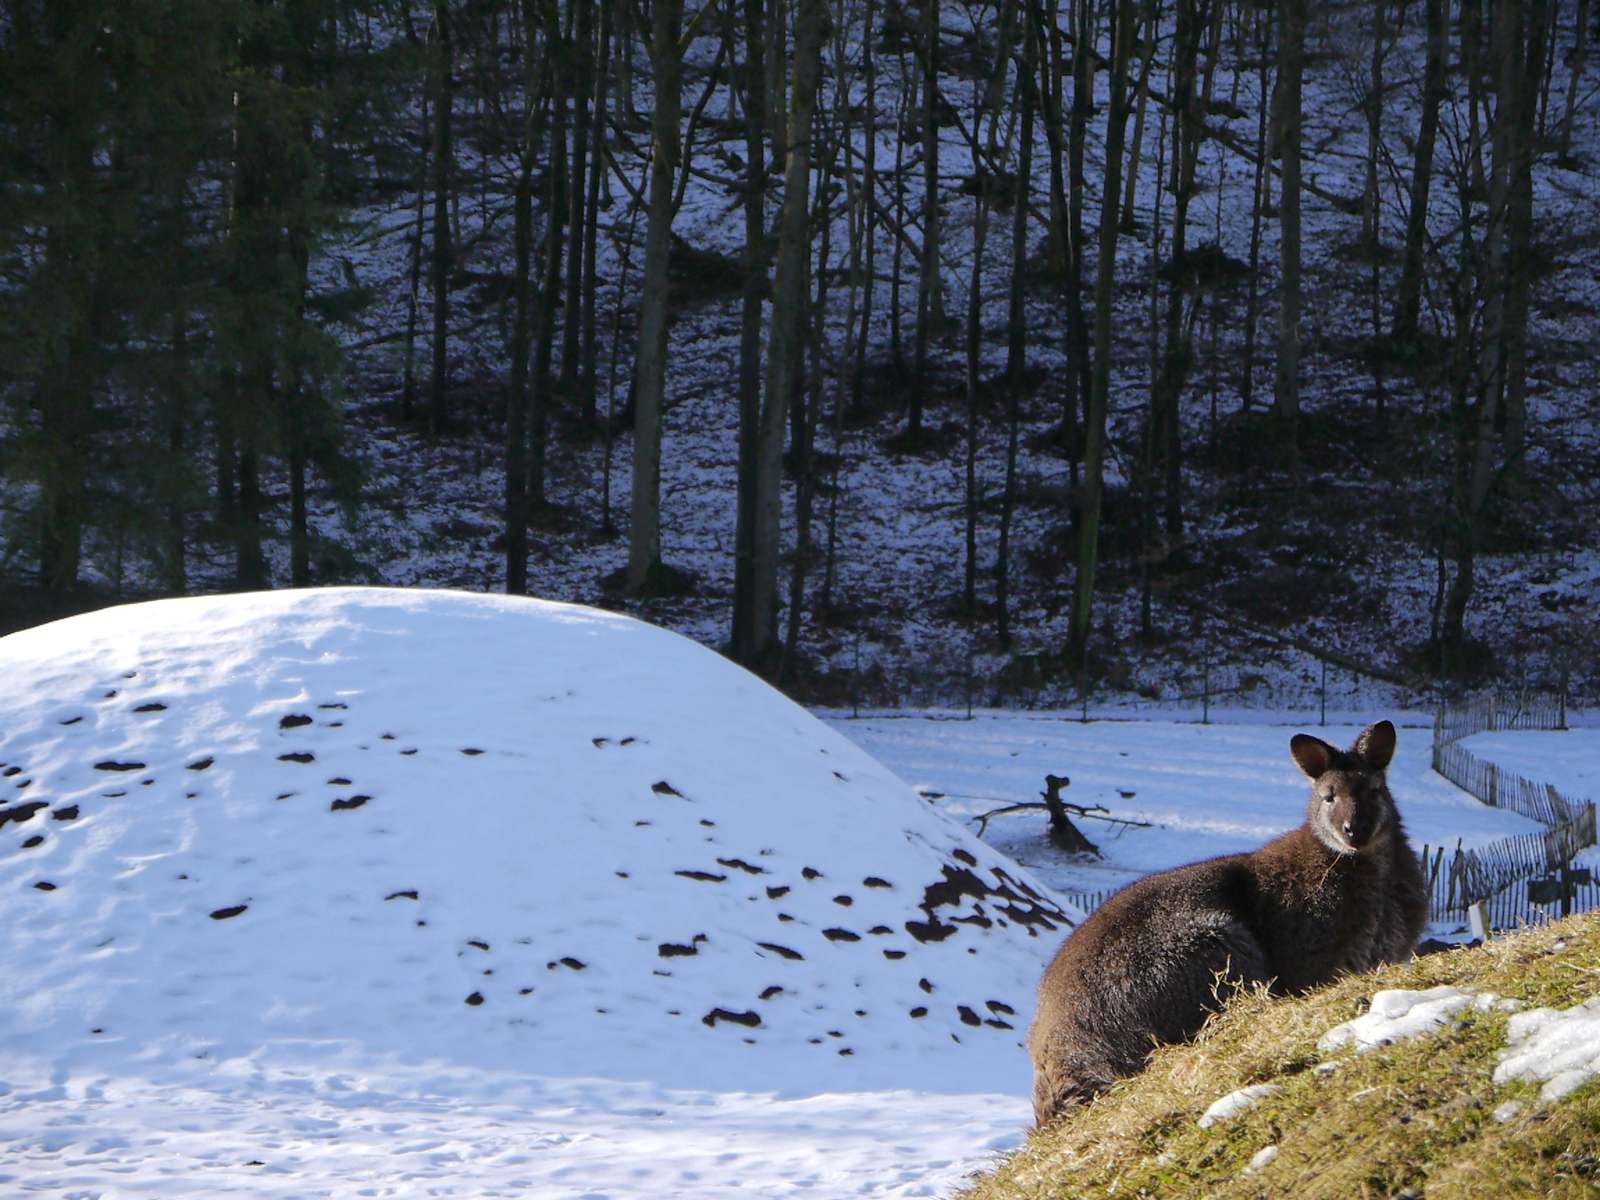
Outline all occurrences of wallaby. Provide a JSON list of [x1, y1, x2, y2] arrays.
[[1028, 720, 1427, 1126]]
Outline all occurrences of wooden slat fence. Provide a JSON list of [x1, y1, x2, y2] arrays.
[[1427, 688, 1595, 930], [1421, 803, 1597, 913], [1433, 690, 1567, 744], [1432, 742, 1579, 826]]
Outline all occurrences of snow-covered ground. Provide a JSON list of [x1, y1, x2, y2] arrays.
[[1458, 727, 1600, 807], [0, 589, 1586, 1196], [827, 710, 1549, 902]]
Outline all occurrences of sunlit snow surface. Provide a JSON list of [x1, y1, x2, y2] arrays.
[[1494, 996, 1600, 1102], [0, 588, 1074, 1197], [1317, 987, 1522, 1054]]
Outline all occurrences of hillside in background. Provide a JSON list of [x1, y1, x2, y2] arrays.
[[2, 1, 1597, 709]]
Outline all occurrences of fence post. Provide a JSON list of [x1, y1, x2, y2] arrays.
[[965, 637, 974, 721], [1468, 901, 1490, 941], [852, 637, 861, 719]]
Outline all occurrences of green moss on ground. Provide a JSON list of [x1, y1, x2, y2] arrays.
[[960, 913, 1600, 1200]]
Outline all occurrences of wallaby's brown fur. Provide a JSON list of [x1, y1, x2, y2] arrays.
[[1028, 720, 1427, 1127]]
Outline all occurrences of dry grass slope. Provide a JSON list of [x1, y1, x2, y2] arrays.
[[961, 914, 1600, 1200]]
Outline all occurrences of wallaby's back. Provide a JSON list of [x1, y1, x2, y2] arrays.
[[1028, 721, 1427, 1126]]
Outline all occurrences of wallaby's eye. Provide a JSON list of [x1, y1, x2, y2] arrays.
[[1323, 792, 1335, 804]]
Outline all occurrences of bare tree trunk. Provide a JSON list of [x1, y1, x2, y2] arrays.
[[783, 98, 840, 682], [1064, 0, 1092, 484], [1558, 0, 1590, 159], [531, 25, 567, 510], [402, 89, 428, 423], [998, 9, 1037, 650], [429, 0, 453, 438], [1154, 0, 1203, 543], [626, 0, 682, 594], [1393, 0, 1445, 341], [286, 128, 315, 590], [37, 91, 96, 601], [1240, 2, 1270, 413], [1043, 0, 1069, 275], [961, 0, 1013, 622], [506, 9, 547, 595], [850, 0, 878, 416], [1463, 0, 1488, 197], [165, 195, 190, 594], [1067, 0, 1134, 670], [890, 50, 910, 370], [215, 413, 237, 578], [616, 0, 636, 118], [578, 0, 611, 421], [909, 0, 941, 440], [507, 143, 533, 593], [1502, 0, 1551, 469], [561, 0, 594, 389], [1120, 1, 1160, 233], [1143, 104, 1170, 639], [962, 193, 990, 623], [1479, 0, 1520, 448], [751, 0, 826, 665], [1272, 0, 1305, 454], [767, 0, 788, 162], [233, 461, 265, 591], [1440, 101, 1496, 664], [1021, 0, 1073, 457], [1538, 0, 1559, 137], [732, 0, 768, 665], [825, 0, 861, 611], [1361, 0, 1388, 256], [1363, 0, 1390, 417]]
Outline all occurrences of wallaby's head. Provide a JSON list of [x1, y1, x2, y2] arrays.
[[1290, 720, 1398, 856]]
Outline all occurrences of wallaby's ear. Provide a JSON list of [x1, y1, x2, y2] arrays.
[[1290, 734, 1337, 780], [1353, 720, 1396, 771]]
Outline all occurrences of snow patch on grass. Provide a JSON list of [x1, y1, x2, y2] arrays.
[[1196, 1083, 1281, 1128], [1493, 995, 1600, 1102], [1318, 987, 1524, 1053]]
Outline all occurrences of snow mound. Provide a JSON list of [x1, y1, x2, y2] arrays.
[[0, 588, 1074, 1093], [1317, 987, 1521, 1054], [1493, 995, 1600, 1102]]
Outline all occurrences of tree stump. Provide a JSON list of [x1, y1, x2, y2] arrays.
[[1043, 773, 1099, 856]]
